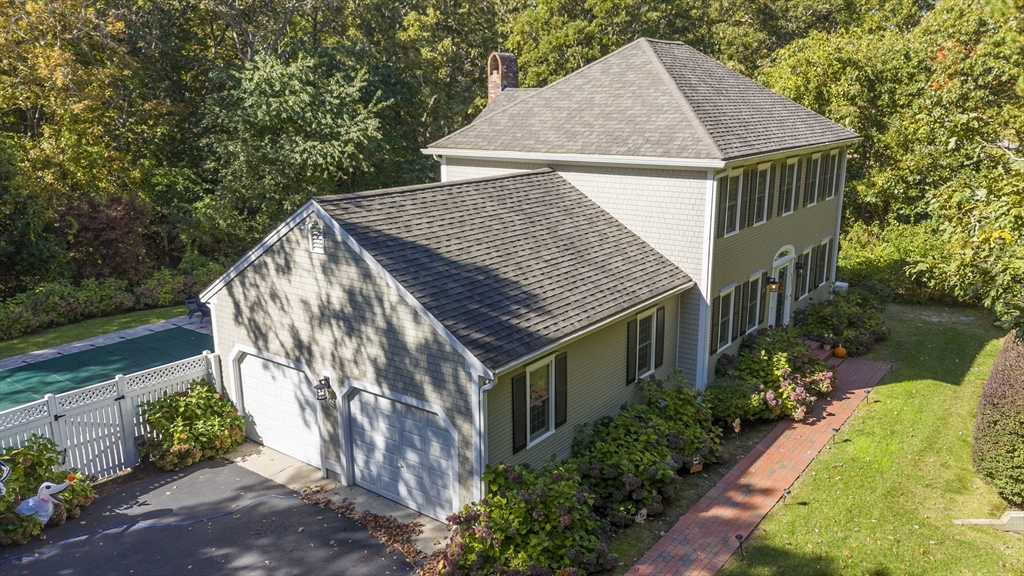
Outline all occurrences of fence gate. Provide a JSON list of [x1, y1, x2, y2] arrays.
[[0, 352, 222, 480]]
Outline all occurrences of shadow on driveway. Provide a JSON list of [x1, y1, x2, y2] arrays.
[[0, 459, 413, 576]]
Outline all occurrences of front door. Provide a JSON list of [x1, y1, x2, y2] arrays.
[[770, 262, 793, 327]]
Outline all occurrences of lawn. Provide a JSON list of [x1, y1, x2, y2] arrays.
[[0, 306, 187, 359], [717, 304, 1023, 575]]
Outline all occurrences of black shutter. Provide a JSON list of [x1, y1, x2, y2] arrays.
[[793, 160, 803, 211], [732, 286, 743, 343], [512, 372, 527, 454], [818, 157, 827, 203], [759, 271, 769, 324], [778, 163, 787, 217], [655, 306, 666, 369], [626, 319, 638, 384], [716, 177, 727, 238], [827, 239, 835, 282], [555, 353, 567, 428], [766, 164, 777, 221], [710, 296, 720, 354], [739, 172, 752, 230]]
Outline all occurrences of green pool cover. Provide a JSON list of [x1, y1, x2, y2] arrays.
[[0, 328, 213, 411]]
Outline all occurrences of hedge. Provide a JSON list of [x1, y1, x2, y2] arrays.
[[0, 264, 222, 341], [972, 335, 1024, 507]]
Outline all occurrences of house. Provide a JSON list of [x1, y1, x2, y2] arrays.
[[199, 38, 859, 521]]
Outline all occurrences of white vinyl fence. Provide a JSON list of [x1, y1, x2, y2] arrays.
[[0, 352, 222, 480]]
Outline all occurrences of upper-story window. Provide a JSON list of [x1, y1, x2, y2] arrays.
[[807, 154, 820, 207], [781, 159, 798, 215], [825, 150, 840, 199], [753, 165, 770, 225], [724, 171, 742, 236]]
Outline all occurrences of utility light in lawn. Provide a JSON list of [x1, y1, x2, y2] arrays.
[[314, 376, 331, 402]]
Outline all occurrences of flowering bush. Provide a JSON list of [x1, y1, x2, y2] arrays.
[[440, 462, 612, 575], [722, 326, 835, 421], [572, 376, 722, 524], [701, 377, 758, 424], [0, 435, 95, 546], [138, 381, 245, 470], [794, 291, 890, 355]]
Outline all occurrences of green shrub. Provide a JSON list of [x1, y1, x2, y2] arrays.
[[794, 291, 890, 355], [845, 280, 894, 310], [138, 381, 245, 470], [572, 375, 722, 524], [838, 222, 954, 304], [972, 336, 1024, 507], [441, 462, 612, 575], [701, 377, 758, 424], [721, 326, 835, 421], [0, 435, 95, 546]]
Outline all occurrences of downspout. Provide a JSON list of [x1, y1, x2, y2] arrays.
[[831, 148, 848, 289], [472, 374, 497, 501], [696, 169, 719, 389]]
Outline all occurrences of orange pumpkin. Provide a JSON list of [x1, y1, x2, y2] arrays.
[[67, 473, 76, 483], [834, 346, 848, 358]]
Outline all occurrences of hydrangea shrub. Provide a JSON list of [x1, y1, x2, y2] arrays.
[[794, 292, 890, 355]]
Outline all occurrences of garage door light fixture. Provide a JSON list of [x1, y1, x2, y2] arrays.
[[314, 376, 331, 402]]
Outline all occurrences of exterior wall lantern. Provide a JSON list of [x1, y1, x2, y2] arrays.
[[767, 277, 779, 293], [313, 376, 331, 402], [795, 261, 806, 277]]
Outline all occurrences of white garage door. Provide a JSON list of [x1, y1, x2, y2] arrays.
[[349, 390, 455, 520], [239, 356, 321, 468]]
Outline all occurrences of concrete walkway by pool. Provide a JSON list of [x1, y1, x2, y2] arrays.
[[0, 316, 212, 411], [630, 356, 891, 576]]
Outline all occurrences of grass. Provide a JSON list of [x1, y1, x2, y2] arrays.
[[0, 306, 187, 359], [605, 419, 779, 574], [717, 304, 1023, 576]]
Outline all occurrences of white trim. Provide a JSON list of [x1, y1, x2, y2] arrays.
[[209, 296, 219, 360], [524, 355, 557, 449], [338, 378, 460, 520], [634, 307, 658, 380], [200, 201, 318, 301], [474, 375, 497, 500], [228, 344, 329, 478], [744, 274, 762, 335], [798, 247, 813, 300], [752, 165, 770, 226], [716, 287, 735, 353], [720, 138, 862, 167], [423, 148, 727, 169], [807, 154, 820, 207], [781, 158, 798, 216], [723, 170, 743, 237], [492, 280, 694, 375], [825, 149, 839, 200], [832, 149, 847, 284], [696, 170, 716, 389], [818, 237, 833, 287], [439, 155, 448, 182]]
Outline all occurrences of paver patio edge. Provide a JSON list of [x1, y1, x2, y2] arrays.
[[630, 357, 891, 576], [0, 316, 211, 371]]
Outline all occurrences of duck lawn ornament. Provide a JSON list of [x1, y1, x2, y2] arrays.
[[15, 474, 76, 524]]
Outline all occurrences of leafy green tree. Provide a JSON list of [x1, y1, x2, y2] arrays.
[[194, 52, 383, 256]]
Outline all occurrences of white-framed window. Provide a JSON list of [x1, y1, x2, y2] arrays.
[[745, 274, 761, 333], [526, 356, 556, 446], [826, 150, 839, 199], [798, 248, 812, 299], [724, 171, 742, 236], [635, 308, 656, 379], [753, 164, 770, 225], [782, 159, 798, 215], [308, 219, 325, 254], [819, 238, 832, 287], [717, 287, 735, 351], [808, 154, 821, 207]]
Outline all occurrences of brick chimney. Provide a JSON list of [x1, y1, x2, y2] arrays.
[[487, 52, 518, 104]]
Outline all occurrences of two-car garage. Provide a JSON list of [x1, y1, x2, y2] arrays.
[[235, 352, 456, 521]]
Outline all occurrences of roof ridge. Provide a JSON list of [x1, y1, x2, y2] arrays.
[[637, 38, 723, 159], [314, 168, 556, 203], [430, 39, 651, 148]]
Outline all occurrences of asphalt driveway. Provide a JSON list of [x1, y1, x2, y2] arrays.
[[0, 459, 414, 575]]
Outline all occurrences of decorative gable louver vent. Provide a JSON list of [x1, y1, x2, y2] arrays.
[[308, 219, 325, 254]]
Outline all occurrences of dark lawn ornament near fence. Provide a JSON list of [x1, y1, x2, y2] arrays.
[[183, 295, 212, 323]]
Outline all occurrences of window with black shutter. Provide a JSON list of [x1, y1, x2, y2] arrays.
[[627, 306, 666, 383], [512, 351, 568, 453]]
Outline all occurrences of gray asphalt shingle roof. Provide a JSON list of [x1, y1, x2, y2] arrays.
[[430, 38, 859, 161], [315, 169, 693, 368]]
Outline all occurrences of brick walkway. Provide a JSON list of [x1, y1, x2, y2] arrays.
[[630, 356, 891, 576]]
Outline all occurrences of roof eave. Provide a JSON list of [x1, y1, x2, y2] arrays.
[[719, 136, 863, 168], [488, 279, 696, 376], [423, 148, 726, 169]]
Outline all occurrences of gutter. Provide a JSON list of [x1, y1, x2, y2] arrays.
[[422, 148, 726, 169], [490, 280, 696, 376], [718, 137, 863, 171]]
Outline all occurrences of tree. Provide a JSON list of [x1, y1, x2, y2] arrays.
[[193, 52, 384, 256]]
